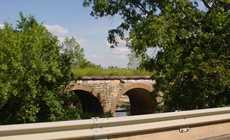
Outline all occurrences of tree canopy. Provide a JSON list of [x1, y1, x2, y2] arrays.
[[0, 14, 79, 124], [84, 0, 230, 111], [62, 37, 87, 67]]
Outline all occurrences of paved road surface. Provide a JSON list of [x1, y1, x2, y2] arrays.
[[200, 134, 230, 140]]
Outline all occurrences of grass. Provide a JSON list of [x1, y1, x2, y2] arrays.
[[72, 67, 151, 78]]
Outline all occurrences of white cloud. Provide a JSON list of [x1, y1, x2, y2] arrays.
[[45, 24, 69, 36], [0, 24, 4, 29], [106, 36, 130, 57], [44, 24, 129, 67], [87, 52, 129, 68], [111, 47, 130, 56], [44, 24, 70, 42], [44, 24, 88, 46], [91, 54, 98, 58]]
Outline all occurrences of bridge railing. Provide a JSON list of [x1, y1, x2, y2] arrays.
[[1, 107, 230, 139]]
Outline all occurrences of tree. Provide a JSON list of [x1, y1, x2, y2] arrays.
[[62, 36, 100, 69], [84, 0, 230, 111], [127, 50, 141, 69], [0, 14, 76, 124], [62, 37, 87, 67]]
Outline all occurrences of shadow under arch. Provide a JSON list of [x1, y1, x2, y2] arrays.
[[123, 88, 156, 115], [74, 90, 104, 118]]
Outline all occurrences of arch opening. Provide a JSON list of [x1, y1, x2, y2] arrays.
[[74, 90, 103, 119], [117, 88, 155, 116]]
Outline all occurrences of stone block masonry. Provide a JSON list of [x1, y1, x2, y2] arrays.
[[65, 76, 157, 116]]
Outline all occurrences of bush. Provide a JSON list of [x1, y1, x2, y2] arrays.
[[0, 14, 75, 124]]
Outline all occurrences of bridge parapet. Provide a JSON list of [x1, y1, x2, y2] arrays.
[[75, 76, 153, 80], [1, 107, 230, 140]]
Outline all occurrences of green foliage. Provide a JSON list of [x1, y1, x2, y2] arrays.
[[0, 14, 81, 124], [60, 91, 82, 120], [62, 36, 101, 70], [85, 0, 230, 111], [62, 37, 88, 68], [72, 66, 151, 78]]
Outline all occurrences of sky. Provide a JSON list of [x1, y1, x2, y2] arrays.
[[0, 0, 130, 67], [0, 0, 207, 67]]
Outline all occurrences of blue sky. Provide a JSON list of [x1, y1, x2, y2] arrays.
[[0, 0, 207, 67], [0, 0, 130, 67]]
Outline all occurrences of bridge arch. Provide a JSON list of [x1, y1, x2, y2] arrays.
[[121, 83, 154, 94], [117, 83, 155, 116], [73, 90, 104, 118], [69, 84, 94, 94]]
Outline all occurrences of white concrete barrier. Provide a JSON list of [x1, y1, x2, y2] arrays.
[[1, 107, 230, 140]]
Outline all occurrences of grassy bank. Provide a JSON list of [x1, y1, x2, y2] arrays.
[[72, 67, 151, 78]]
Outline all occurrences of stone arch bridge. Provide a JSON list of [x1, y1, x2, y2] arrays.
[[65, 76, 157, 116]]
